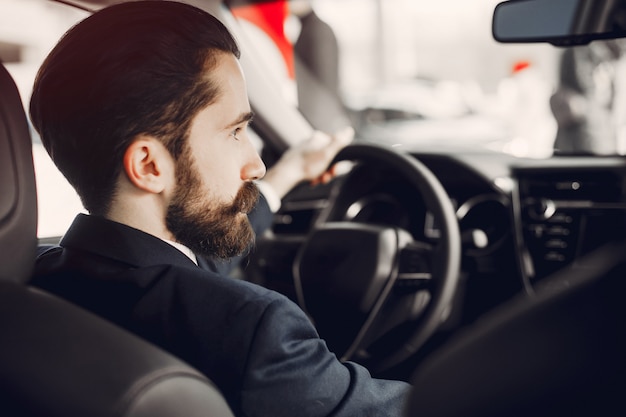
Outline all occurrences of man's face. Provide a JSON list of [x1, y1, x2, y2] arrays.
[[165, 152, 260, 259], [165, 52, 266, 259]]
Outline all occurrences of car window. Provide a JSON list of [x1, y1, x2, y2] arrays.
[[2, 0, 88, 239]]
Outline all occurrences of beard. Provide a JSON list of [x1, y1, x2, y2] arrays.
[[165, 154, 260, 260]]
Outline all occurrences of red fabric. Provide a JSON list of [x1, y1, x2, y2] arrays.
[[512, 60, 531, 74], [232, 1, 295, 79]]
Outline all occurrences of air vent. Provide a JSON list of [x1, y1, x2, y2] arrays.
[[521, 171, 623, 203]]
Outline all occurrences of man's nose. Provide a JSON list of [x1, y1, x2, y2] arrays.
[[241, 150, 266, 181]]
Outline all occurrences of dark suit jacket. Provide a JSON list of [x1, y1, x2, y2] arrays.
[[32, 200, 410, 416]]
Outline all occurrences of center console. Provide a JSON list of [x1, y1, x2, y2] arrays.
[[513, 166, 626, 285]]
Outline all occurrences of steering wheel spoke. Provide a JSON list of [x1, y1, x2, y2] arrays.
[[396, 241, 434, 292]]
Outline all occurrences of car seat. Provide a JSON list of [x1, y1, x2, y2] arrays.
[[0, 61, 234, 417], [405, 238, 626, 417]]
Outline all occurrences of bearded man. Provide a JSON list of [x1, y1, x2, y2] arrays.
[[29, 2, 410, 417]]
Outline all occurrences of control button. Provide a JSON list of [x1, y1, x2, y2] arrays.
[[544, 251, 566, 262], [555, 180, 581, 191], [527, 224, 545, 238], [545, 239, 567, 249], [528, 198, 556, 220], [548, 213, 573, 223], [547, 225, 570, 236]]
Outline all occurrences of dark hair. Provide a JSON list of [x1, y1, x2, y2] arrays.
[[30, 0, 240, 215]]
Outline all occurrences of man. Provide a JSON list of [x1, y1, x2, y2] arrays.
[[29, 2, 410, 417], [550, 39, 626, 155]]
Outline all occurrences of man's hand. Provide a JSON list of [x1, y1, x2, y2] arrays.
[[262, 126, 354, 199]]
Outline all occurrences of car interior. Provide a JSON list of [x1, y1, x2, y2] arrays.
[[2, 0, 626, 415]]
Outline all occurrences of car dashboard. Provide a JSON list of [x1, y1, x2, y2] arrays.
[[247, 145, 626, 340]]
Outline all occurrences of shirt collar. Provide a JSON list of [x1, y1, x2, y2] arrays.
[[163, 239, 198, 265]]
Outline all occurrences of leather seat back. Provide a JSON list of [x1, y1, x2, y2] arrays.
[[406, 241, 626, 417]]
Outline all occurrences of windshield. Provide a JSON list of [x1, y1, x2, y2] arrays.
[[233, 0, 626, 158]]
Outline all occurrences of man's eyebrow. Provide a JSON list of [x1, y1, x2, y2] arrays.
[[226, 111, 255, 129]]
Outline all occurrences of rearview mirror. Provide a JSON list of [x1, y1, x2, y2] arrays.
[[492, 0, 626, 46]]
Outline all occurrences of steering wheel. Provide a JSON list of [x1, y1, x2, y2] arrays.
[[293, 142, 461, 373]]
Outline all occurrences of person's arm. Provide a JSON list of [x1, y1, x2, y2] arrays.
[[261, 127, 354, 202], [241, 295, 411, 417]]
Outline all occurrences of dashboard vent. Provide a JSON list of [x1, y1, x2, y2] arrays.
[[521, 171, 624, 203]]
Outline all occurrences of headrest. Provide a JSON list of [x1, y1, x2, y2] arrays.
[[0, 63, 38, 283]]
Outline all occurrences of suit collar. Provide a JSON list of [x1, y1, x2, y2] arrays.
[[60, 214, 198, 269]]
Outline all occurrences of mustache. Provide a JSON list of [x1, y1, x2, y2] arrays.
[[227, 181, 260, 215]]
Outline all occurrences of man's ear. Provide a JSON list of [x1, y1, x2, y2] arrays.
[[122, 137, 173, 194]]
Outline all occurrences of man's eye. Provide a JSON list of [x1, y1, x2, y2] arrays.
[[231, 127, 242, 140]]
